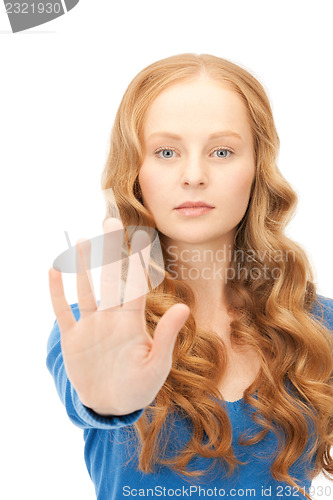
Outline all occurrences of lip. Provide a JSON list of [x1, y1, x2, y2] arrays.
[[175, 206, 215, 217], [175, 201, 214, 209]]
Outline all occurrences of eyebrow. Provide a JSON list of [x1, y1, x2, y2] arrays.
[[147, 130, 243, 141]]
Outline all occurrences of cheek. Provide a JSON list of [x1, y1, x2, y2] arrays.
[[223, 168, 255, 207], [138, 165, 167, 207]]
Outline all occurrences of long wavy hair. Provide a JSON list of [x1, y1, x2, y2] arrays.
[[100, 53, 333, 499]]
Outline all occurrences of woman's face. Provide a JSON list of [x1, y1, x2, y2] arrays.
[[138, 76, 256, 246]]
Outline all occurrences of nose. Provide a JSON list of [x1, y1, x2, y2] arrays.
[[181, 157, 208, 186]]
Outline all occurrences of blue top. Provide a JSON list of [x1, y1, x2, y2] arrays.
[[46, 294, 333, 500]]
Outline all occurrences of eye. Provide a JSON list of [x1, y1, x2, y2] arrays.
[[153, 146, 234, 159], [154, 147, 177, 159], [211, 147, 234, 159]]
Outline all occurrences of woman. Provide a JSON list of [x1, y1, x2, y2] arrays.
[[47, 53, 333, 500]]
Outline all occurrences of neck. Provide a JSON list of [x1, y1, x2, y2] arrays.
[[163, 231, 236, 312]]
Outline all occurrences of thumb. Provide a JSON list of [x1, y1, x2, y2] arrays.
[[150, 303, 190, 368]]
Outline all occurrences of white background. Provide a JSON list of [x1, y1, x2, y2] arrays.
[[0, 1, 332, 499]]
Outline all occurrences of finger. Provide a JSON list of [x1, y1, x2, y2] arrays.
[[49, 267, 76, 334], [99, 218, 125, 311], [122, 230, 151, 312], [150, 303, 190, 369], [76, 238, 97, 317]]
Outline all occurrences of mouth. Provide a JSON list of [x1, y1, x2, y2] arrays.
[[175, 201, 215, 209], [174, 206, 215, 217]]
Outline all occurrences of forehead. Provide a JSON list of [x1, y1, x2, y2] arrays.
[[142, 77, 252, 140]]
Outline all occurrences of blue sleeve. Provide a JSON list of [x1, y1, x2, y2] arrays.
[[46, 302, 145, 430], [311, 294, 333, 331]]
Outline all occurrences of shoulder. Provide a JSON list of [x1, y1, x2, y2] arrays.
[[310, 294, 333, 331]]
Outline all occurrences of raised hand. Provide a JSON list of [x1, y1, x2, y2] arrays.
[[48, 217, 190, 416]]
